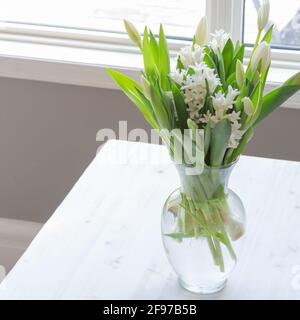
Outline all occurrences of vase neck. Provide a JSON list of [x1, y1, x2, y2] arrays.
[[175, 162, 237, 201]]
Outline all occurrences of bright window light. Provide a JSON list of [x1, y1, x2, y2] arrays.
[[244, 0, 300, 50], [0, 0, 206, 39]]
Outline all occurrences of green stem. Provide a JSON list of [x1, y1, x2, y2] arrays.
[[206, 236, 219, 266], [213, 237, 224, 272], [212, 200, 237, 260], [175, 168, 238, 273]]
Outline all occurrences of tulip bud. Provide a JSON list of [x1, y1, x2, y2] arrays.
[[257, 0, 270, 31], [253, 70, 260, 85], [236, 60, 245, 88], [250, 41, 271, 74], [124, 19, 142, 49], [195, 17, 207, 45], [140, 75, 151, 99], [243, 97, 254, 116]]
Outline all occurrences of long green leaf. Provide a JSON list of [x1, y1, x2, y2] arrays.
[[210, 119, 231, 166], [229, 44, 245, 75], [255, 72, 300, 125], [217, 52, 226, 87], [171, 81, 188, 131], [149, 82, 171, 129], [247, 82, 263, 127], [106, 68, 157, 128], [149, 30, 159, 66], [135, 89, 158, 128], [203, 53, 217, 71], [222, 39, 234, 78], [204, 123, 211, 157], [158, 24, 170, 90], [143, 27, 155, 78]]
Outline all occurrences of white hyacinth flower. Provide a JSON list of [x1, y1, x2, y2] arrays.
[[257, 0, 270, 32], [195, 17, 207, 45], [200, 86, 243, 148], [170, 69, 184, 85], [210, 30, 230, 54], [228, 119, 244, 148], [202, 86, 239, 123], [251, 41, 271, 74], [171, 62, 220, 122], [178, 44, 203, 69], [225, 86, 240, 106]]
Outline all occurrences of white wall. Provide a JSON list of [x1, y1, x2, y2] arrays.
[[0, 77, 299, 223]]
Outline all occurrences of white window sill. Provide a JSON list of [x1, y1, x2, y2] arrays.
[[0, 38, 299, 110]]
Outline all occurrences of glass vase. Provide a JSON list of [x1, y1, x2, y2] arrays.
[[161, 161, 246, 294]]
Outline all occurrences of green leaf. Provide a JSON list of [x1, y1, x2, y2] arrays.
[[204, 123, 211, 157], [216, 52, 226, 86], [158, 24, 171, 90], [209, 119, 231, 166], [143, 27, 158, 80], [255, 72, 300, 125], [227, 72, 236, 86], [106, 68, 157, 128], [176, 56, 184, 71], [261, 24, 274, 44], [142, 27, 155, 78], [229, 44, 245, 75], [203, 53, 217, 70], [135, 89, 158, 128], [149, 81, 171, 129], [248, 82, 263, 127], [261, 64, 270, 89], [171, 81, 188, 131], [234, 44, 245, 62], [149, 30, 159, 66], [222, 39, 234, 78], [161, 90, 176, 128]]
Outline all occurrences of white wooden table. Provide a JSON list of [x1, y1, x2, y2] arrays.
[[1, 140, 300, 300]]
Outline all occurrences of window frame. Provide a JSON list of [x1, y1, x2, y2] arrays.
[[0, 0, 299, 108]]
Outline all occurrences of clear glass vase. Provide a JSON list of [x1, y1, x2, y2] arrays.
[[161, 161, 246, 294]]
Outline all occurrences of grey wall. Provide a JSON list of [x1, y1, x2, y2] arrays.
[[0, 77, 299, 223]]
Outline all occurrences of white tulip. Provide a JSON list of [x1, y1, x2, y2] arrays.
[[140, 75, 151, 99], [124, 19, 142, 49], [253, 70, 260, 85], [243, 97, 254, 116], [250, 41, 271, 74], [195, 17, 207, 45], [257, 0, 270, 31], [236, 60, 245, 88]]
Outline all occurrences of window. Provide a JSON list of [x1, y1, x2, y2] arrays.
[[0, 0, 205, 40], [0, 0, 298, 93], [243, 0, 300, 50], [1, 0, 299, 52]]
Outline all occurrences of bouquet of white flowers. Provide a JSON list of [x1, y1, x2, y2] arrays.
[[107, 0, 300, 278]]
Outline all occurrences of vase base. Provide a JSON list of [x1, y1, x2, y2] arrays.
[[178, 278, 227, 295]]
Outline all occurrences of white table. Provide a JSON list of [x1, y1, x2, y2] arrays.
[[0, 140, 300, 300]]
